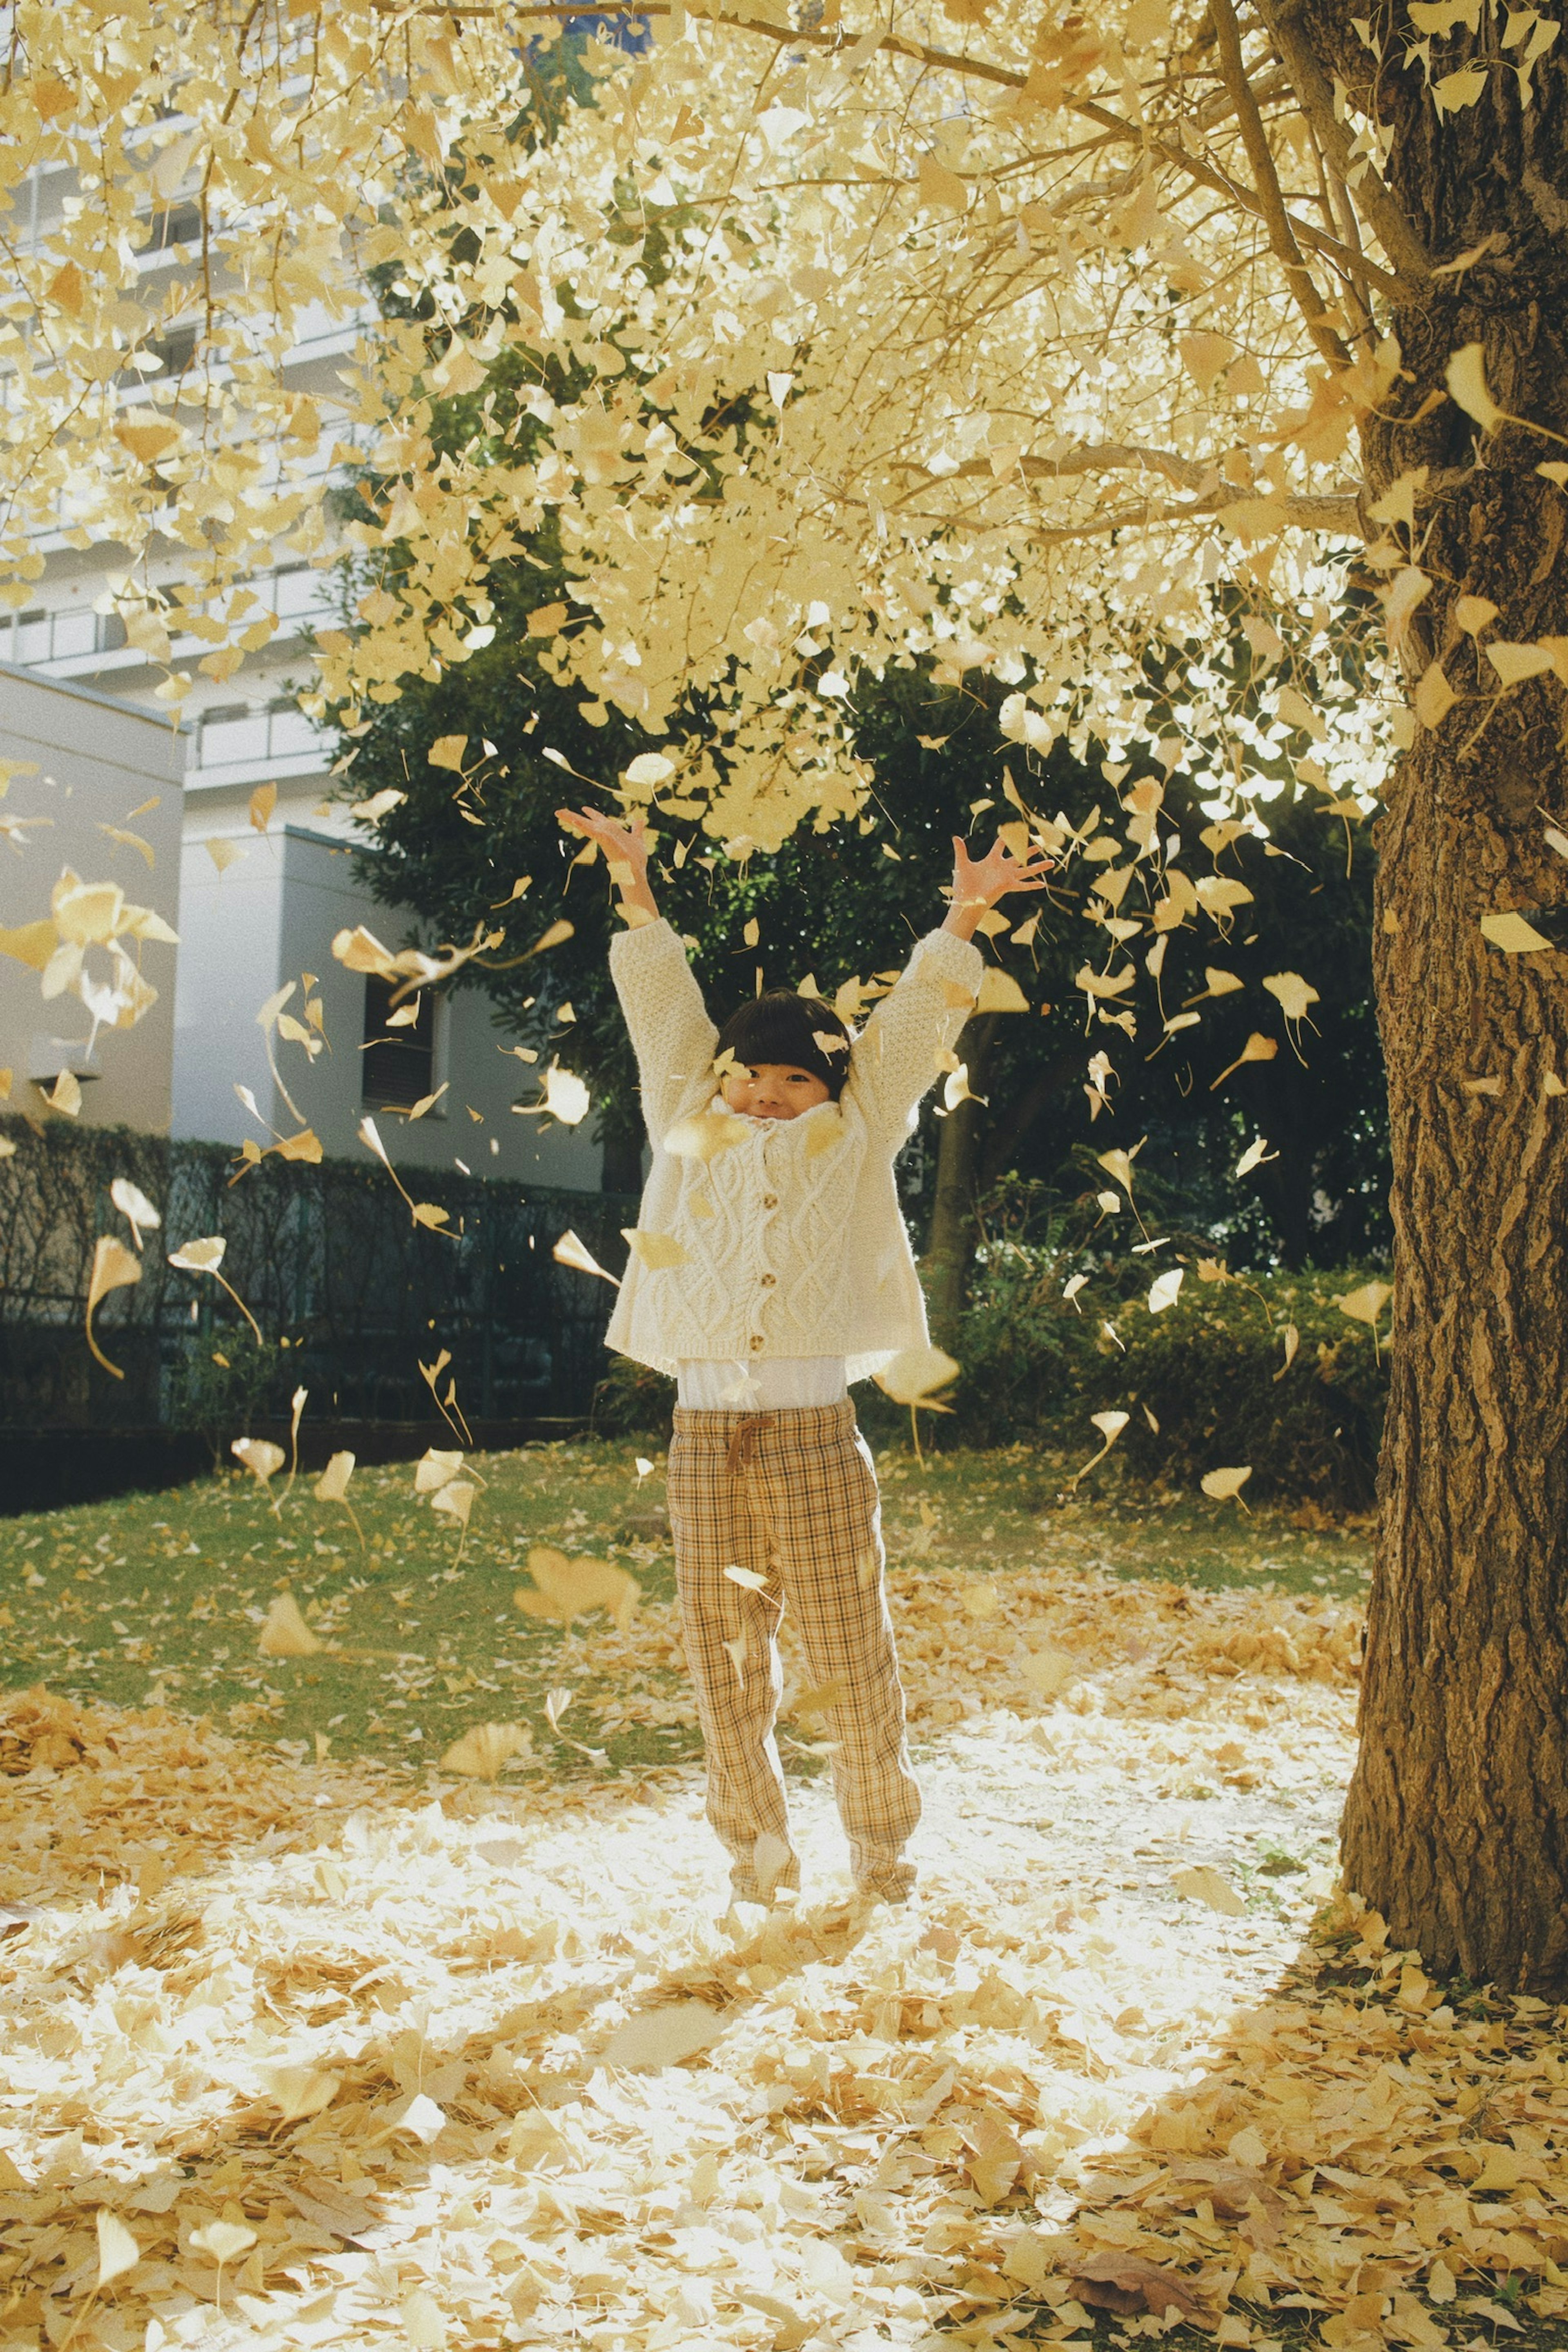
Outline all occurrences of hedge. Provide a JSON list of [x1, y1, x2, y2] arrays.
[[596, 1246, 1390, 1510]]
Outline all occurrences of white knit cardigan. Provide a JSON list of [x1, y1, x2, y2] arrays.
[[605, 916, 984, 1380]]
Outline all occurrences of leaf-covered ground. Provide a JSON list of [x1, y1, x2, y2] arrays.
[[6, 1446, 1566, 2352], [0, 1440, 1371, 1766]]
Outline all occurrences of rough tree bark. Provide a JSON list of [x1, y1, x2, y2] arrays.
[[1296, 1, 1568, 1988]]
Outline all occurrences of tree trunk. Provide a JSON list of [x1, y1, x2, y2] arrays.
[[1308, 9, 1568, 1989], [923, 1014, 996, 1347]]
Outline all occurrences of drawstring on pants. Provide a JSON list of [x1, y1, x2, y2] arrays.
[[724, 1412, 777, 1474]]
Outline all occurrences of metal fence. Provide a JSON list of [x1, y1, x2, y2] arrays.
[[0, 1117, 635, 1432]]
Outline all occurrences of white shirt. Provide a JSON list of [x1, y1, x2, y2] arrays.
[[676, 1356, 849, 1410]]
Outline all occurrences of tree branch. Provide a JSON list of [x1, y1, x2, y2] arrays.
[[489, 2, 1409, 296], [1248, 0, 1432, 287], [1207, 0, 1351, 367]]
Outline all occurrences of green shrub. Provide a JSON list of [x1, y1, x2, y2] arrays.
[[592, 1352, 675, 1440], [955, 1243, 1388, 1506]]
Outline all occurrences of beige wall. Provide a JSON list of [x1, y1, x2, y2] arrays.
[[0, 664, 185, 1134]]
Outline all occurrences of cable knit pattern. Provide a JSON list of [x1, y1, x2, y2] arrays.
[[605, 918, 984, 1381]]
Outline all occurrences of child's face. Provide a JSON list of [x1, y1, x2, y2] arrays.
[[721, 1062, 833, 1120]]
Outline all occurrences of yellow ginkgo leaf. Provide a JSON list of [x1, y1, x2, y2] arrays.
[[517, 1546, 640, 1631], [315, 1450, 355, 1503], [415, 1447, 464, 1492], [552, 1229, 619, 1284], [442, 1722, 532, 1779], [232, 1437, 285, 1488], [874, 1345, 960, 1405], [258, 1592, 322, 1657], [1263, 971, 1321, 1022], [1335, 1281, 1392, 1327], [1446, 341, 1505, 430], [1480, 911, 1553, 953], [664, 1111, 746, 1161], [975, 967, 1029, 1012], [95, 2211, 140, 2290], [86, 1235, 142, 1379], [622, 1227, 692, 1269], [1147, 1268, 1184, 1313], [431, 1478, 475, 1526], [1172, 1863, 1245, 1915], [1200, 1465, 1253, 1504]]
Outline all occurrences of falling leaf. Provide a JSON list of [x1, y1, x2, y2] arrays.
[[232, 1437, 285, 1488], [86, 1235, 141, 1379], [97, 822, 156, 869], [431, 1478, 476, 1526], [1200, 1465, 1253, 1504], [350, 787, 408, 822], [516, 1063, 590, 1125], [1263, 971, 1321, 1022], [874, 1345, 960, 1405], [1021, 1645, 1076, 1698], [191, 2221, 258, 2269], [1062, 1272, 1089, 1308], [1069, 1408, 1129, 1487], [248, 782, 277, 832], [109, 1177, 160, 1247], [95, 2210, 140, 2290], [49, 1070, 83, 1118], [976, 967, 1029, 1012], [207, 837, 246, 874], [415, 1448, 464, 1492], [725, 1564, 773, 1592], [552, 1229, 619, 1283], [1447, 341, 1505, 430], [315, 1450, 355, 1503], [442, 1722, 532, 1780], [1171, 1863, 1245, 1916], [1480, 910, 1554, 952], [428, 734, 468, 771], [1209, 1033, 1279, 1091], [664, 1111, 746, 1161], [1147, 1268, 1184, 1314], [622, 1227, 692, 1269], [1235, 1136, 1276, 1176], [1273, 1323, 1300, 1381], [516, 1546, 639, 1631], [258, 1592, 322, 1657], [1335, 1280, 1392, 1327]]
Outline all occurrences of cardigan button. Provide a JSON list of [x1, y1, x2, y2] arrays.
[[748, 1334, 765, 1352], [759, 1272, 776, 1287], [762, 1193, 778, 1210]]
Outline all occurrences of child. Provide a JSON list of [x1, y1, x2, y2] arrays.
[[559, 804, 1049, 1907]]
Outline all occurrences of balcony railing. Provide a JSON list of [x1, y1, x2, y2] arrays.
[[192, 700, 332, 775]]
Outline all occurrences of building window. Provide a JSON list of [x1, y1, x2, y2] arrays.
[[362, 978, 438, 1112]]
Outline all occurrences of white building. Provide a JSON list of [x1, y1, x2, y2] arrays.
[[0, 664, 185, 1130], [3, 170, 601, 1188]]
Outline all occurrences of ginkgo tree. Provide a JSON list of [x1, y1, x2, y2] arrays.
[[4, 0, 1566, 1987]]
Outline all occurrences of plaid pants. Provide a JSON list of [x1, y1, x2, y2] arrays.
[[667, 1401, 920, 1903]]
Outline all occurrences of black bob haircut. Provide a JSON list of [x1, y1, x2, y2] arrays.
[[713, 991, 853, 1098]]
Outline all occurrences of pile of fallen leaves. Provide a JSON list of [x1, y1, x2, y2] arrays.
[[3, 1558, 1565, 2352]]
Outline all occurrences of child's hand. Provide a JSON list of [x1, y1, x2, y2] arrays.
[[943, 832, 1054, 940], [557, 806, 659, 920]]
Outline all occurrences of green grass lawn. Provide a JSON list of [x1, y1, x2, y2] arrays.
[[0, 1436, 1372, 1772]]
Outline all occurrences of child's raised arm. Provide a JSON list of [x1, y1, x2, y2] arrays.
[[558, 806, 717, 1145], [848, 833, 1054, 1142]]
